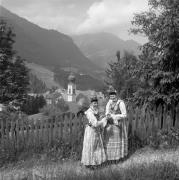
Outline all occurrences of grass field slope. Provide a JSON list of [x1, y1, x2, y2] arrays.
[[26, 62, 61, 89]]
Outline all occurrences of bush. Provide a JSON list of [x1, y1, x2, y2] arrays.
[[40, 99, 69, 118], [42, 139, 82, 162], [0, 110, 27, 123], [148, 128, 179, 149], [40, 104, 63, 117], [21, 95, 46, 115], [56, 98, 69, 112]]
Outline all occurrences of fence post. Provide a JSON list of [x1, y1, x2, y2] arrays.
[[157, 105, 163, 129], [46, 119, 50, 147], [21, 119, 25, 149], [53, 116, 57, 143], [56, 115, 60, 140], [130, 106, 135, 136], [175, 104, 179, 128], [167, 109, 172, 130], [146, 108, 151, 137], [5, 120, 10, 151], [39, 119, 43, 147], [25, 120, 30, 149], [153, 108, 159, 132], [141, 105, 148, 140], [60, 115, 63, 142], [131, 106, 136, 136], [151, 108, 156, 137], [16, 119, 20, 151], [171, 103, 176, 127], [43, 119, 47, 145], [163, 105, 168, 129], [10, 120, 15, 152], [134, 106, 140, 137], [65, 113, 69, 142], [36, 121, 40, 148], [49, 117, 54, 147], [0, 120, 5, 150], [127, 105, 132, 136]]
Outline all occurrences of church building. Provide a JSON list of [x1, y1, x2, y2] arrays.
[[67, 72, 76, 102]]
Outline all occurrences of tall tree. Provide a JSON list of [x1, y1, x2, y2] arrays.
[[0, 20, 29, 104], [106, 51, 139, 100], [29, 73, 48, 94], [131, 0, 179, 105]]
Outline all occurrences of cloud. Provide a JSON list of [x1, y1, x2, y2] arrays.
[[1, 0, 100, 33], [77, 0, 148, 33], [76, 0, 148, 42], [1, 0, 85, 33], [2, 0, 148, 43], [2, 0, 99, 11]]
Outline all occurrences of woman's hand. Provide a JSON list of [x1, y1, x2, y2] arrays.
[[100, 117, 107, 127], [106, 114, 111, 119], [107, 117, 114, 125], [113, 119, 118, 126]]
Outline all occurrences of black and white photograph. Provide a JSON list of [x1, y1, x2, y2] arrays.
[[0, 0, 179, 179]]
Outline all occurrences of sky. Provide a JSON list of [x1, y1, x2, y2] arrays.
[[1, 0, 149, 44]]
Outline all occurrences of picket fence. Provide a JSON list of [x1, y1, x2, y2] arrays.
[[127, 103, 179, 141], [0, 112, 85, 152], [0, 103, 179, 153]]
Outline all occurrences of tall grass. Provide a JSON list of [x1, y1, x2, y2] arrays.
[[1, 148, 179, 180]]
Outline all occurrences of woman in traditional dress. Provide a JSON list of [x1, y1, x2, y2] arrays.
[[81, 95, 107, 167], [104, 88, 128, 162]]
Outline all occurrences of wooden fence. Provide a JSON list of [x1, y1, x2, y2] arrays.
[[0, 103, 179, 154], [127, 103, 179, 141], [0, 112, 85, 153]]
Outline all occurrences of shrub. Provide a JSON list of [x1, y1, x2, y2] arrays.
[[40, 99, 69, 118], [21, 95, 46, 115], [148, 128, 179, 149]]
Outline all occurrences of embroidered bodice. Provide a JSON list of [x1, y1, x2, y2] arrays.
[[105, 99, 127, 124], [108, 100, 122, 115]]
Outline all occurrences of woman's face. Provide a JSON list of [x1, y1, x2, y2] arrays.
[[110, 95, 117, 102], [91, 101, 98, 109]]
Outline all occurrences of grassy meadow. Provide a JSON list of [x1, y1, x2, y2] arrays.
[[0, 147, 179, 180]]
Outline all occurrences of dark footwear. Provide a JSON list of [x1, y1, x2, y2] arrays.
[[90, 166, 97, 170], [84, 165, 96, 170]]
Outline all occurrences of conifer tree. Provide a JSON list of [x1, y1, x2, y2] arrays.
[[0, 20, 29, 105], [106, 51, 139, 100]]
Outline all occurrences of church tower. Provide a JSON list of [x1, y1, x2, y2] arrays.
[[67, 73, 76, 102]]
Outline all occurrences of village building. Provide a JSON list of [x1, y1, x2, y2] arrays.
[[67, 73, 76, 102], [44, 92, 63, 105], [40, 72, 105, 113], [0, 104, 6, 112]]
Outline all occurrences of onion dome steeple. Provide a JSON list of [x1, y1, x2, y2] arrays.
[[68, 72, 76, 83]]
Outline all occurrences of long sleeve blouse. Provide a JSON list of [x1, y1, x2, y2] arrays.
[[85, 108, 98, 127], [85, 107, 106, 128]]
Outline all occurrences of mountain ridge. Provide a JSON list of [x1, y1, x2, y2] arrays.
[[0, 6, 100, 73], [73, 32, 141, 69]]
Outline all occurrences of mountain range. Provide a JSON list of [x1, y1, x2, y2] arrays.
[[73, 33, 141, 69], [0, 6, 99, 73], [0, 6, 141, 90]]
